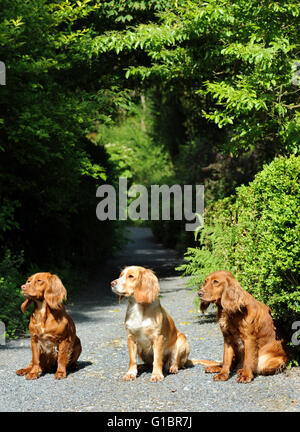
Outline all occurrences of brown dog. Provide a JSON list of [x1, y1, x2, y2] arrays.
[[111, 266, 204, 382], [16, 272, 81, 380], [198, 270, 287, 383]]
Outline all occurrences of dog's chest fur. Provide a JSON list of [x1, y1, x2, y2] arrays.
[[29, 302, 59, 355], [31, 322, 59, 355], [125, 302, 154, 334], [38, 337, 58, 355], [218, 307, 245, 353], [125, 300, 160, 352]]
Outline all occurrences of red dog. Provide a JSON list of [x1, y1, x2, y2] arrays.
[[198, 271, 287, 383], [16, 272, 81, 380]]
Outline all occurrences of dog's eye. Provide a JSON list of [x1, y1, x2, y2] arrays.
[[128, 275, 134, 279], [213, 280, 219, 284], [37, 279, 42, 283]]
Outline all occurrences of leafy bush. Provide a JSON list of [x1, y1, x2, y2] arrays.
[[111, 0, 300, 156], [178, 155, 300, 360]]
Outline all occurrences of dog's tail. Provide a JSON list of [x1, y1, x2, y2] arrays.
[[186, 359, 221, 367]]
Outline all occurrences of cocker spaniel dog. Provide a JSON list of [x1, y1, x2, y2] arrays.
[[111, 266, 204, 382], [16, 272, 82, 380], [198, 270, 287, 383]]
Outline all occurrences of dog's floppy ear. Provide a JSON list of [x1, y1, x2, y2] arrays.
[[221, 275, 246, 314], [134, 268, 160, 304], [44, 274, 67, 310], [21, 299, 32, 313]]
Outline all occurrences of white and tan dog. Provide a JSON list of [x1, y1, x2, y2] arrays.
[[111, 266, 205, 382]]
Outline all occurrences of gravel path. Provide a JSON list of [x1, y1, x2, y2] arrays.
[[0, 227, 299, 412]]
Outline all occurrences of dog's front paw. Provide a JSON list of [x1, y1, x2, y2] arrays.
[[16, 368, 31, 376], [236, 368, 253, 383], [213, 372, 229, 381], [150, 372, 164, 382], [123, 372, 137, 381], [54, 371, 67, 380], [169, 365, 179, 374], [25, 371, 40, 380]]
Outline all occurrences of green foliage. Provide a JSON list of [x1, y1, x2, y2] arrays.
[[178, 155, 300, 359], [0, 0, 120, 268], [100, 0, 299, 155], [98, 102, 174, 185], [90, 0, 300, 254]]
